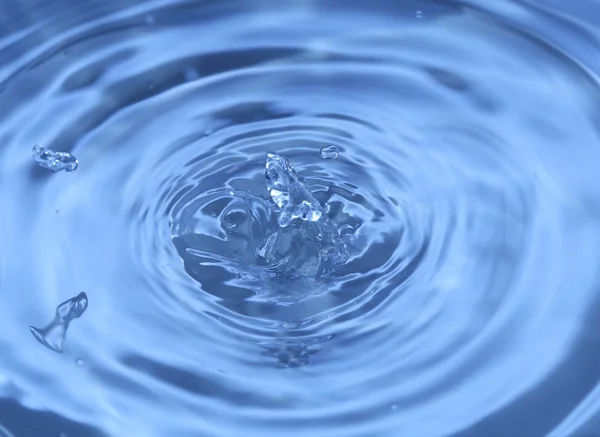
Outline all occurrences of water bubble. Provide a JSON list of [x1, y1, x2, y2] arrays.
[[204, 128, 213, 136], [29, 292, 89, 353], [55, 210, 60, 215], [75, 359, 85, 367], [416, 10, 423, 18], [320, 144, 339, 160], [338, 224, 355, 236], [32, 145, 78, 173]]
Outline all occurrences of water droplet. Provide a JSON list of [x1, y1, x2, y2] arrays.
[[55, 210, 60, 215], [29, 292, 89, 353], [32, 145, 78, 173], [320, 144, 339, 160], [76, 359, 85, 367], [184, 67, 199, 81], [145, 14, 155, 25], [210, 212, 217, 217], [204, 128, 213, 136], [416, 10, 423, 18]]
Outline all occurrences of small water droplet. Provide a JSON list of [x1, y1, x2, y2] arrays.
[[32, 145, 78, 173], [210, 212, 216, 217], [320, 144, 339, 159], [145, 14, 155, 25], [56, 210, 60, 215], [204, 128, 213, 136], [76, 359, 85, 367], [416, 10, 423, 18]]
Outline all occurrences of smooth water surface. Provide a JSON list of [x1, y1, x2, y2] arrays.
[[2, 0, 600, 436]]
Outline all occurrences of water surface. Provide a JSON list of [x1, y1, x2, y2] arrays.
[[1, 1, 600, 436]]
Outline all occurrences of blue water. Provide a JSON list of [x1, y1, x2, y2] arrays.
[[2, 0, 600, 436]]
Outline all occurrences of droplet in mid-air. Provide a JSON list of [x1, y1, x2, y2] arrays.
[[32, 145, 78, 173], [320, 144, 339, 160], [29, 292, 89, 353]]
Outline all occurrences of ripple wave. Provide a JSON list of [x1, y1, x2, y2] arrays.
[[1, 1, 600, 436]]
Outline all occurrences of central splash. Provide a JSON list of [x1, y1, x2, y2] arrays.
[[171, 149, 363, 310], [259, 151, 350, 278], [265, 151, 324, 227]]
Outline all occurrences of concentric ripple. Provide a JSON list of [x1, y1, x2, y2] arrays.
[[2, 0, 600, 436]]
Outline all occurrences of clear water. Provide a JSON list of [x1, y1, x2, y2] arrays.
[[2, 1, 600, 436]]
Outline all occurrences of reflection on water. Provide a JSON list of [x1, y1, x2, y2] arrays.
[[2, 0, 600, 436]]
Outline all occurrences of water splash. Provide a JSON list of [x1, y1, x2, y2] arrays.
[[320, 144, 339, 159], [32, 145, 78, 173], [29, 292, 88, 353], [262, 152, 351, 278], [265, 151, 324, 227]]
